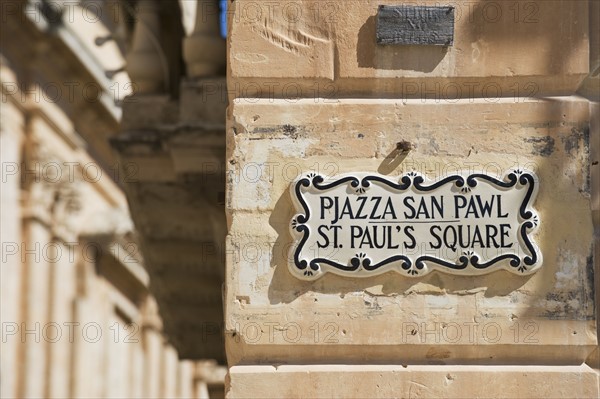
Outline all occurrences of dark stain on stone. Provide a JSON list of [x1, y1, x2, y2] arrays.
[[542, 283, 595, 321], [583, 126, 590, 154], [562, 131, 580, 155], [525, 136, 555, 157], [252, 127, 279, 134], [562, 126, 589, 157], [582, 126, 591, 196], [363, 297, 383, 312], [396, 140, 413, 153], [521, 121, 563, 129], [282, 124, 298, 139], [542, 291, 573, 320], [252, 124, 302, 139], [585, 253, 595, 316]]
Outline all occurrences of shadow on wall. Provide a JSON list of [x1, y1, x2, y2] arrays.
[[462, 0, 586, 77], [356, 16, 447, 72], [356, 1, 587, 80]]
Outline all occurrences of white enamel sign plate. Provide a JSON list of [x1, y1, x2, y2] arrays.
[[289, 170, 541, 280]]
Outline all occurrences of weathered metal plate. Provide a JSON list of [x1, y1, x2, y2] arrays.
[[376, 5, 454, 46], [289, 170, 541, 280]]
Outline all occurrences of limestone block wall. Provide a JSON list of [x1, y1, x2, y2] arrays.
[[228, 0, 588, 97], [225, 1, 598, 397]]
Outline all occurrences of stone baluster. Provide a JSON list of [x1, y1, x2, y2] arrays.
[[140, 298, 163, 398], [183, 0, 226, 77], [125, 0, 167, 94], [0, 56, 26, 399]]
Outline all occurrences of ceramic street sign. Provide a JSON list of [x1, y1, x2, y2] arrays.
[[289, 169, 541, 280]]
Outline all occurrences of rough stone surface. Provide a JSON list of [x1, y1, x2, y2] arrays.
[[227, 365, 599, 399], [225, 96, 597, 393], [228, 0, 589, 97]]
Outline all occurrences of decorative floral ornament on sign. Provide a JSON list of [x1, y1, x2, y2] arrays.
[[289, 169, 541, 281]]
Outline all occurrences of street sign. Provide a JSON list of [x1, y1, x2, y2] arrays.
[[289, 170, 541, 280]]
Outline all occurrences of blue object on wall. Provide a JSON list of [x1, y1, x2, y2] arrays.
[[220, 0, 227, 38]]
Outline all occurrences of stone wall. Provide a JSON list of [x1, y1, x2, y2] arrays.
[[225, 1, 599, 397]]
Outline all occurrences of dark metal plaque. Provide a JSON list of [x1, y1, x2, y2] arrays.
[[376, 5, 454, 46]]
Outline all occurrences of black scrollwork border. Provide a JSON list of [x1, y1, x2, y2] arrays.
[[290, 170, 540, 279]]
